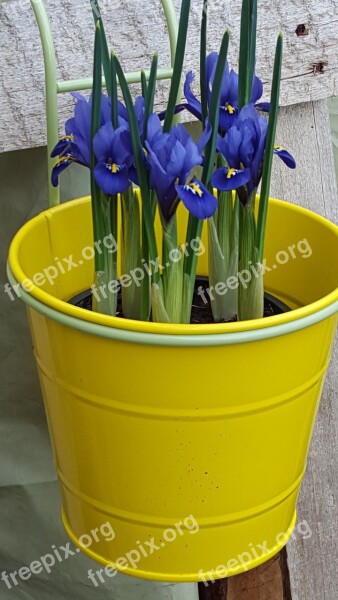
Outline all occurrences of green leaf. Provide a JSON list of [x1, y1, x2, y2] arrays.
[[162, 221, 183, 323], [163, 0, 191, 132], [141, 70, 148, 99], [113, 53, 160, 284], [238, 197, 263, 320], [217, 190, 232, 267], [256, 33, 283, 261], [91, 23, 105, 273], [151, 283, 170, 323], [238, 0, 256, 110], [202, 29, 230, 186], [143, 53, 158, 142], [249, 0, 258, 92], [182, 30, 229, 317], [90, 0, 112, 91], [207, 216, 229, 322], [200, 1, 208, 128], [110, 52, 118, 129], [121, 188, 143, 320]]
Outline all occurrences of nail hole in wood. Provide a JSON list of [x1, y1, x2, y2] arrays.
[[295, 24, 309, 36], [312, 61, 327, 75]]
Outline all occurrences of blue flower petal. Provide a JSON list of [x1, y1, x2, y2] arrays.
[[134, 96, 145, 133], [94, 163, 131, 195], [205, 52, 218, 100], [251, 74, 263, 103], [176, 178, 217, 220], [211, 167, 251, 192], [146, 113, 163, 146], [100, 93, 112, 124], [274, 146, 296, 169], [51, 156, 75, 187], [183, 71, 202, 117], [219, 105, 238, 133], [225, 68, 238, 106], [197, 121, 212, 154], [51, 136, 75, 158], [158, 105, 185, 122], [117, 100, 129, 122], [93, 122, 114, 163], [256, 101, 270, 113]]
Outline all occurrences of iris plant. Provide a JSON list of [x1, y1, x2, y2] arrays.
[[212, 104, 296, 203], [166, 53, 270, 135], [51, 0, 296, 325], [145, 114, 216, 223]]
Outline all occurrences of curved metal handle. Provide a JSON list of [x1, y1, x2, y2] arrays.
[[30, 0, 179, 208]]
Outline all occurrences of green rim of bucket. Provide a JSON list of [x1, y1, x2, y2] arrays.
[[7, 265, 338, 347]]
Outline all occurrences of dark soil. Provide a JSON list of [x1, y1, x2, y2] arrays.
[[69, 277, 290, 323]]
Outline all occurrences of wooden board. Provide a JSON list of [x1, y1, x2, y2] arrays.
[[1, 0, 338, 152], [198, 550, 292, 599]]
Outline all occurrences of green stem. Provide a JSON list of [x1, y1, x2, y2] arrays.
[[256, 34, 283, 261], [90, 1, 111, 91], [163, 0, 191, 133], [113, 54, 160, 285], [91, 23, 105, 273], [143, 54, 158, 142], [183, 29, 230, 298], [200, 0, 208, 128], [141, 70, 148, 99]]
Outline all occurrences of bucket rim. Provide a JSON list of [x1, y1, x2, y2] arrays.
[[7, 196, 338, 344]]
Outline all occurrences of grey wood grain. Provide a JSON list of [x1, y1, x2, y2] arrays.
[[270, 100, 338, 600], [1, 0, 338, 152]]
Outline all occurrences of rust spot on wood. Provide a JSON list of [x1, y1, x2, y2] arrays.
[[312, 61, 328, 75], [295, 24, 309, 37], [198, 549, 292, 600]]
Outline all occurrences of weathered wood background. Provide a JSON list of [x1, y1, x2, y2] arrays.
[[0, 0, 338, 152]]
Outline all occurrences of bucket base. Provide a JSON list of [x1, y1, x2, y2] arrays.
[[62, 508, 297, 583]]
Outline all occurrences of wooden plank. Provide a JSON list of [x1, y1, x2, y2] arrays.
[[1, 0, 338, 152], [198, 550, 292, 600], [271, 100, 338, 600]]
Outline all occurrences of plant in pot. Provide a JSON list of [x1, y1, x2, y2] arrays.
[[7, 0, 338, 584]]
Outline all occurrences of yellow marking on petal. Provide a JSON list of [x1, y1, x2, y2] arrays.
[[227, 168, 237, 179], [54, 155, 74, 166], [189, 182, 203, 197], [62, 135, 74, 141], [111, 163, 118, 173], [226, 104, 235, 115], [274, 145, 284, 151]]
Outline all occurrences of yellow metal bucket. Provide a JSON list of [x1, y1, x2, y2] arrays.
[[7, 197, 338, 582]]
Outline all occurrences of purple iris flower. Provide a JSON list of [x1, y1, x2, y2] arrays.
[[211, 104, 296, 204], [51, 92, 144, 187], [144, 114, 216, 222], [172, 54, 270, 134], [93, 122, 134, 195]]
